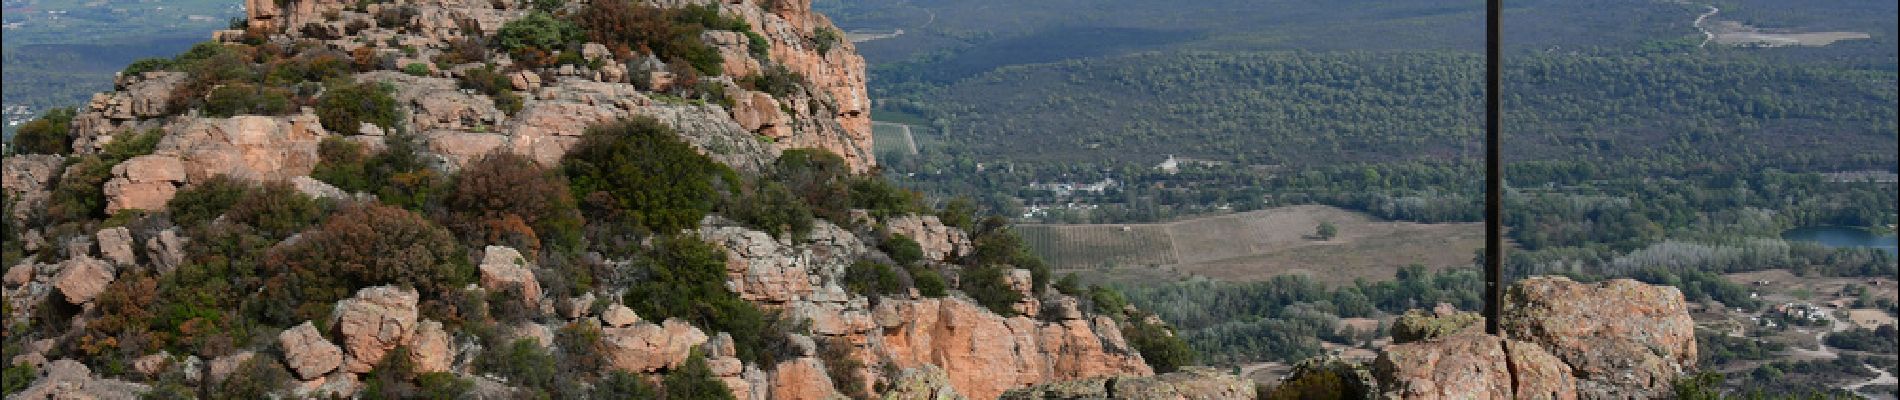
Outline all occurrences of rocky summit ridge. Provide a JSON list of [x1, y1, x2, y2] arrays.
[[1, 0, 1700, 397]]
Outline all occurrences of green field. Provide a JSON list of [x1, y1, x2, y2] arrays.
[[870, 122, 920, 157]]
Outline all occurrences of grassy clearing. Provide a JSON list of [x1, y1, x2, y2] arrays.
[[1022, 205, 1487, 285]]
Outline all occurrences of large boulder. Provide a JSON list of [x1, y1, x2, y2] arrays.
[[156, 114, 329, 186], [331, 286, 421, 373], [279, 321, 344, 380], [885, 215, 972, 262], [52, 256, 114, 304], [769, 357, 840, 400], [102, 154, 186, 213], [1503, 277, 1696, 399], [95, 227, 138, 267], [410, 319, 454, 373], [479, 246, 543, 308], [144, 228, 186, 274], [1373, 334, 1575, 400], [600, 318, 709, 373]]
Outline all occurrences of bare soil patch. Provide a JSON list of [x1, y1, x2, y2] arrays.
[[1022, 205, 1487, 285]]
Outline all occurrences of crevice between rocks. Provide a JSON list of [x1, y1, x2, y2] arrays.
[[1500, 335, 1521, 398]]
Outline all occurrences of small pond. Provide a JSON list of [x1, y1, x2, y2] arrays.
[[1782, 226, 1898, 254]]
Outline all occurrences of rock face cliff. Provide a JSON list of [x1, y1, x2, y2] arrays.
[[2, 1, 1139, 397], [43, 0, 879, 216], [1367, 277, 1696, 400]]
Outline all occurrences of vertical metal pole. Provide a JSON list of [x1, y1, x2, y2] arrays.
[[1484, 0, 1505, 335]]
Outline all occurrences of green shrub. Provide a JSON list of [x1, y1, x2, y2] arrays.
[[9, 107, 75, 155], [959, 264, 1022, 317], [882, 234, 924, 265], [1053, 273, 1083, 296], [457, 66, 523, 116], [169, 175, 251, 228], [309, 134, 442, 211], [563, 117, 726, 236], [773, 149, 852, 221], [100, 128, 163, 162], [44, 129, 160, 221], [311, 137, 370, 191], [121, 57, 174, 77], [844, 260, 906, 297], [403, 63, 431, 76], [745, 31, 770, 60], [441, 152, 584, 255], [592, 371, 658, 399], [1086, 285, 1127, 316], [908, 266, 948, 298], [1125, 318, 1196, 373], [204, 83, 294, 117], [819, 337, 869, 399], [221, 181, 324, 238], [624, 236, 768, 363], [936, 197, 978, 232], [662, 351, 735, 400], [495, 12, 579, 54], [812, 27, 841, 54], [849, 178, 921, 220], [210, 355, 293, 399], [568, 1, 726, 75], [414, 372, 474, 400], [967, 227, 1051, 294], [173, 41, 233, 67], [722, 181, 814, 240], [743, 66, 804, 97], [2, 362, 34, 395], [478, 339, 557, 390], [315, 81, 400, 134], [262, 204, 471, 323]]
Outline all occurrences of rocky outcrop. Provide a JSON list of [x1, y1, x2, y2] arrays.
[[601, 303, 640, 328], [8, 359, 151, 400], [478, 245, 543, 308], [94, 227, 138, 267], [886, 215, 972, 262], [51, 256, 114, 304], [157, 114, 329, 184], [1363, 277, 1695, 400], [600, 318, 709, 373], [102, 154, 186, 213], [1374, 334, 1575, 400], [769, 357, 841, 400], [70, 72, 187, 152], [410, 320, 454, 374], [95, 113, 331, 212], [280, 321, 345, 380], [330, 285, 421, 373], [2, 154, 63, 222], [1502, 277, 1696, 399], [1001, 367, 1254, 400], [144, 228, 186, 274], [716, 0, 876, 172], [697, 219, 866, 305], [873, 298, 1152, 399]]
